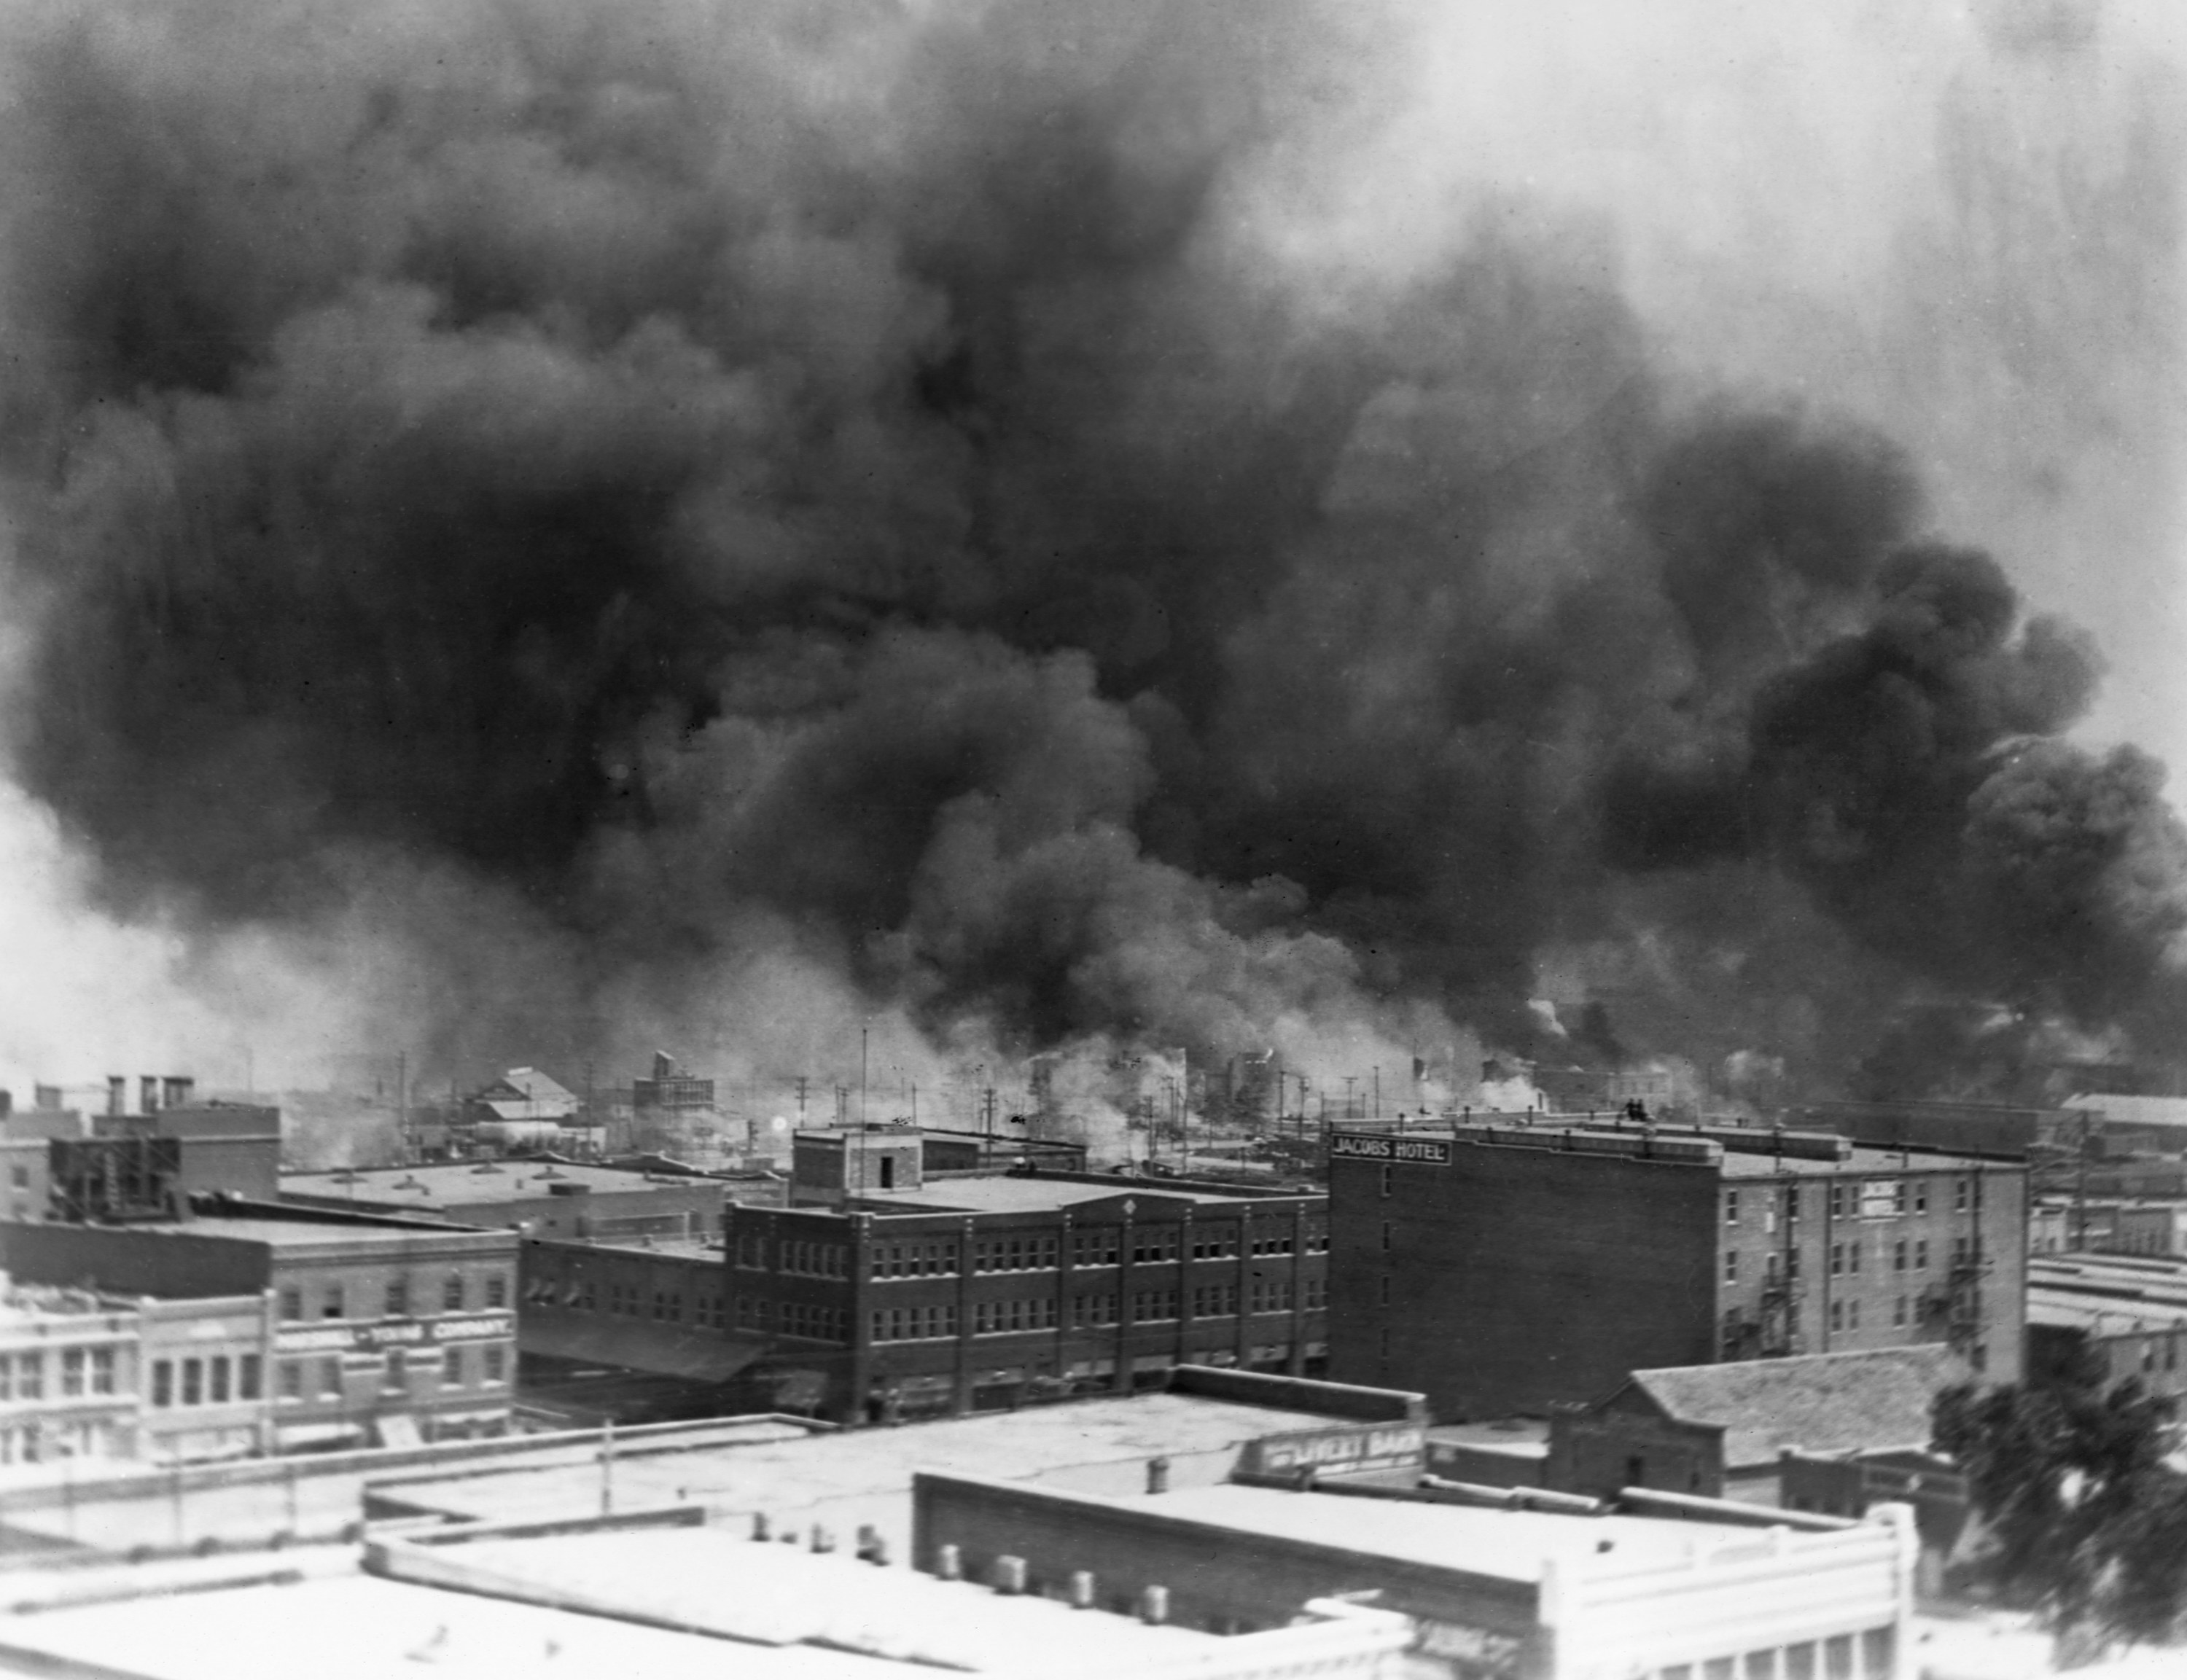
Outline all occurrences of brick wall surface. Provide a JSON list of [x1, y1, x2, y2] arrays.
[[1328, 1138, 1718, 1421]]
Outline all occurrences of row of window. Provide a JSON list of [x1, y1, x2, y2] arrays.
[[150, 1353, 261, 1407], [730, 1297, 848, 1340], [0, 1347, 118, 1402], [278, 1273, 507, 1322], [1650, 1625, 1893, 1680], [276, 1345, 506, 1398], [974, 1297, 1059, 1335], [747, 1224, 1328, 1279], [782, 1240, 850, 1279], [1723, 1234, 1987, 1284], [1723, 1180, 1981, 1225]]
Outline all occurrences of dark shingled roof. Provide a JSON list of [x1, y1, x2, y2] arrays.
[[1622, 1346, 1968, 1468]]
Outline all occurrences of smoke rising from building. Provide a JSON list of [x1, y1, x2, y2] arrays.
[[0, 0, 2178, 1106]]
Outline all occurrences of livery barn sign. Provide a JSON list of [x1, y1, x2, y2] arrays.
[[1245, 1421, 1428, 1480], [1328, 1132, 1453, 1165]]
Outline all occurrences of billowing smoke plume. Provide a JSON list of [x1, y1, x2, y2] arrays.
[[0, 0, 2179, 1109]]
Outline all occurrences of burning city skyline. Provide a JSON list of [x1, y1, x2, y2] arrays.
[[0, 0, 2179, 1114]]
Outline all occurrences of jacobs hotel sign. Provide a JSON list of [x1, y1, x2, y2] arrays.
[[1328, 1132, 1451, 1165]]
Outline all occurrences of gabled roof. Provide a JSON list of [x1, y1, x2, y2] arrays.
[[482, 1067, 577, 1103], [1615, 1347, 1967, 1468]]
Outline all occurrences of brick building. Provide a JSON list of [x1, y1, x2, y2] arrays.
[[1327, 1122, 2026, 1421], [682, 1131, 1330, 1423], [4, 1200, 517, 1450], [1544, 1345, 1966, 1505]]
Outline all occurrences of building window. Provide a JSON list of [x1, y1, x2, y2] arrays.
[[1893, 1295, 1908, 1328], [1380, 1221, 1392, 1251], [383, 1349, 408, 1393], [1955, 1179, 1971, 1214], [1847, 1300, 1860, 1332], [1915, 1238, 1929, 1271], [386, 1278, 408, 1318], [443, 1346, 466, 1387], [15, 1353, 39, 1401], [1830, 1300, 1844, 1332], [486, 1275, 508, 1309], [182, 1358, 203, 1406], [1248, 1280, 1294, 1315], [8, 1164, 25, 1189], [972, 1298, 1059, 1335], [1131, 1289, 1180, 1324], [1070, 1230, 1120, 1267], [210, 1356, 231, 1404], [322, 1286, 345, 1320], [279, 1361, 303, 1401], [1379, 1275, 1391, 1306], [1914, 1183, 1927, 1214], [1303, 1277, 1328, 1310], [238, 1355, 262, 1400], [1782, 1186, 1800, 1222], [1380, 1165, 1392, 1198], [443, 1275, 465, 1312], [1070, 1294, 1118, 1329], [483, 1345, 507, 1384], [1849, 1241, 1861, 1274], [319, 1358, 343, 1396], [1128, 1231, 1180, 1266], [1191, 1227, 1239, 1259], [279, 1288, 303, 1321], [91, 1348, 116, 1396], [61, 1349, 85, 1398], [1192, 1284, 1239, 1318], [1893, 1240, 1908, 1272], [1829, 1244, 1844, 1278], [1303, 1224, 1330, 1254], [1723, 1251, 1739, 1284], [1828, 1184, 1847, 1219], [1724, 1190, 1739, 1225]]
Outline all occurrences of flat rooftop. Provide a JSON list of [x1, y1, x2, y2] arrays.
[[282, 1160, 726, 1206], [0, 1566, 899, 1680], [370, 1390, 1348, 1556], [109, 1214, 499, 1249], [1147, 1483, 1714, 1583], [851, 1176, 1306, 1215], [1718, 1142, 2008, 1178], [2030, 1292, 2187, 1335], [399, 1525, 1219, 1671]]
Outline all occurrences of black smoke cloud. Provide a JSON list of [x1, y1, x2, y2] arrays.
[[0, 0, 2180, 1097]]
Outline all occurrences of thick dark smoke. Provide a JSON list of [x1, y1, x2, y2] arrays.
[[0, 0, 2180, 1102]]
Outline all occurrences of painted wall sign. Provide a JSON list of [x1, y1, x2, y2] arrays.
[[274, 1311, 513, 1355], [1329, 1133, 1452, 1165], [1247, 1421, 1427, 1478]]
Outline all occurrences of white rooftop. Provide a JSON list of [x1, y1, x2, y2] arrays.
[[1149, 1483, 1714, 1584]]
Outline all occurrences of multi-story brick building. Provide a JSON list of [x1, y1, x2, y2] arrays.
[[693, 1129, 1326, 1423], [5, 1200, 518, 1450], [1327, 1121, 2026, 1421]]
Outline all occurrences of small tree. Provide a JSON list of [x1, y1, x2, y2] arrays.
[[1933, 1358, 2186, 1660]]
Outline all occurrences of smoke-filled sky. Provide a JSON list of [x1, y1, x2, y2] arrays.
[[0, 0, 2179, 1106]]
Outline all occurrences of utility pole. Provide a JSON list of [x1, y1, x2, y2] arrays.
[[860, 1026, 869, 1128], [1344, 1077, 1357, 1121], [794, 1075, 809, 1126], [1373, 1066, 1381, 1121], [397, 1051, 409, 1165]]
